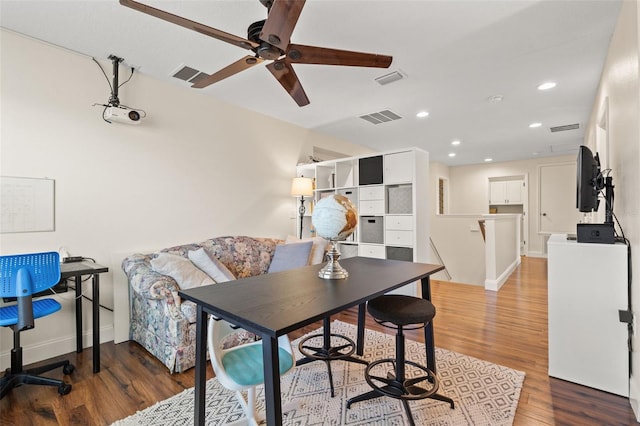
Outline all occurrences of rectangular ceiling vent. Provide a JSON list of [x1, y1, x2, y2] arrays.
[[374, 70, 406, 86], [359, 109, 403, 125], [550, 123, 580, 132], [171, 65, 209, 84]]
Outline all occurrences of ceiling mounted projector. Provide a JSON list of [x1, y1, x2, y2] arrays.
[[105, 106, 142, 125]]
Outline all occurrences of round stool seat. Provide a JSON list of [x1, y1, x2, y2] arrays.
[[368, 295, 435, 326]]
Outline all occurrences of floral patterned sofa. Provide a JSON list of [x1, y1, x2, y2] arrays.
[[121, 236, 283, 373]]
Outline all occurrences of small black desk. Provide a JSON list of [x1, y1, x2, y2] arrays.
[[180, 257, 444, 426], [60, 261, 108, 374]]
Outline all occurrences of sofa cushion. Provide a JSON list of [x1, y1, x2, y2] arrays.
[[151, 252, 214, 289], [188, 248, 236, 283], [268, 241, 313, 273], [285, 235, 329, 265]]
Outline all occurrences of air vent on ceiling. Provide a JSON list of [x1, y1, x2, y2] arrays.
[[359, 110, 403, 125], [374, 70, 406, 86], [550, 123, 580, 132], [171, 65, 210, 84]]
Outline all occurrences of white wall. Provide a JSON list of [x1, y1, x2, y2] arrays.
[[446, 154, 576, 256], [0, 30, 370, 366], [583, 0, 640, 418]]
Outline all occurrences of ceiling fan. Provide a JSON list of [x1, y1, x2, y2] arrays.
[[119, 0, 392, 107]]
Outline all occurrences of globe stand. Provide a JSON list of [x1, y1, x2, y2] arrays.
[[318, 239, 349, 279]]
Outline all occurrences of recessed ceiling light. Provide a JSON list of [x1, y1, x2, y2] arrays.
[[529, 122, 542, 128], [484, 158, 493, 162], [537, 82, 557, 90], [448, 153, 456, 157], [416, 111, 429, 118], [487, 94, 504, 103], [451, 140, 461, 146]]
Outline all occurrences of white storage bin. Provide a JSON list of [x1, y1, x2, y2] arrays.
[[359, 185, 385, 200], [385, 230, 413, 246], [385, 215, 413, 231], [360, 200, 385, 215], [358, 244, 386, 259]]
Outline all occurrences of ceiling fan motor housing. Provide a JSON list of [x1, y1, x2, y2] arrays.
[[248, 20, 282, 60]]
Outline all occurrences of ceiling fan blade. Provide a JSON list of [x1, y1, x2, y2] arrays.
[[191, 56, 264, 89], [259, 0, 306, 51], [266, 60, 310, 107], [287, 44, 393, 68], [119, 0, 258, 50]]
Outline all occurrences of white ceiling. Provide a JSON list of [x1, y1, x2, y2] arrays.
[[0, 0, 622, 166]]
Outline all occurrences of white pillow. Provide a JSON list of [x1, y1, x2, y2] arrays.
[[188, 248, 236, 283], [150, 252, 214, 289], [285, 235, 329, 265]]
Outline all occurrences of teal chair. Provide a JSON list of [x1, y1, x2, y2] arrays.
[[0, 252, 74, 398], [208, 318, 295, 425]]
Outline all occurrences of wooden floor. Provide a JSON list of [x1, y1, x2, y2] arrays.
[[1, 257, 636, 425]]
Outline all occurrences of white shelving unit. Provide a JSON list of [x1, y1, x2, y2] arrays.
[[296, 148, 430, 296]]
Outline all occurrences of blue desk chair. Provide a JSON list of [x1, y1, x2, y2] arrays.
[[0, 252, 74, 398]]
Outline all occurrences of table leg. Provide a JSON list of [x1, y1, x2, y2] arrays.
[[92, 274, 100, 373], [262, 335, 283, 426], [356, 303, 366, 356], [194, 307, 208, 426], [421, 277, 436, 374], [75, 276, 82, 353]]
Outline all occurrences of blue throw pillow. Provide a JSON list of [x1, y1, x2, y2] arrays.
[[267, 241, 313, 273]]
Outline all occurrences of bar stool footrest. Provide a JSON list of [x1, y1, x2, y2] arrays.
[[364, 358, 440, 401]]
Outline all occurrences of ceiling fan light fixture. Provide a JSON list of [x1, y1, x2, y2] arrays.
[[538, 81, 557, 90], [375, 70, 406, 86]]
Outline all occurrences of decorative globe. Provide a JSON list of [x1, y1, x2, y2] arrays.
[[312, 194, 358, 241]]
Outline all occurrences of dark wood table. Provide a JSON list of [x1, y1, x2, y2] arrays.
[[179, 257, 444, 426], [60, 261, 108, 373]]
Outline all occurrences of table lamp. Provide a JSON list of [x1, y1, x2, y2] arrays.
[[291, 177, 314, 239]]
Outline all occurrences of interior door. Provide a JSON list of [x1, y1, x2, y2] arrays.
[[539, 163, 582, 234]]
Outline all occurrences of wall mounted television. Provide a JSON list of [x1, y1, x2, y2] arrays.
[[576, 145, 604, 213], [576, 145, 616, 244]]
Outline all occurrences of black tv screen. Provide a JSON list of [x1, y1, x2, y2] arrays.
[[576, 145, 602, 212]]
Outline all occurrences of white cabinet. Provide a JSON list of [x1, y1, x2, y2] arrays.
[[384, 151, 413, 184], [297, 148, 430, 297], [547, 234, 628, 396], [489, 179, 523, 205]]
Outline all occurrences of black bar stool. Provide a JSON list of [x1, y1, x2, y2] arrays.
[[296, 316, 368, 397], [347, 295, 454, 425]]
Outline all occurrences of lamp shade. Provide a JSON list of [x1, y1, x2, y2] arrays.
[[291, 177, 314, 197]]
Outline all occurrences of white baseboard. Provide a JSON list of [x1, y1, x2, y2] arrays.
[[485, 256, 521, 291], [526, 251, 547, 258], [0, 325, 113, 370], [630, 378, 640, 422]]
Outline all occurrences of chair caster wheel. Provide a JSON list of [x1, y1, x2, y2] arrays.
[[63, 364, 75, 375], [58, 383, 72, 395]]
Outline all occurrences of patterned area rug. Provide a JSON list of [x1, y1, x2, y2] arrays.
[[113, 321, 525, 425]]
